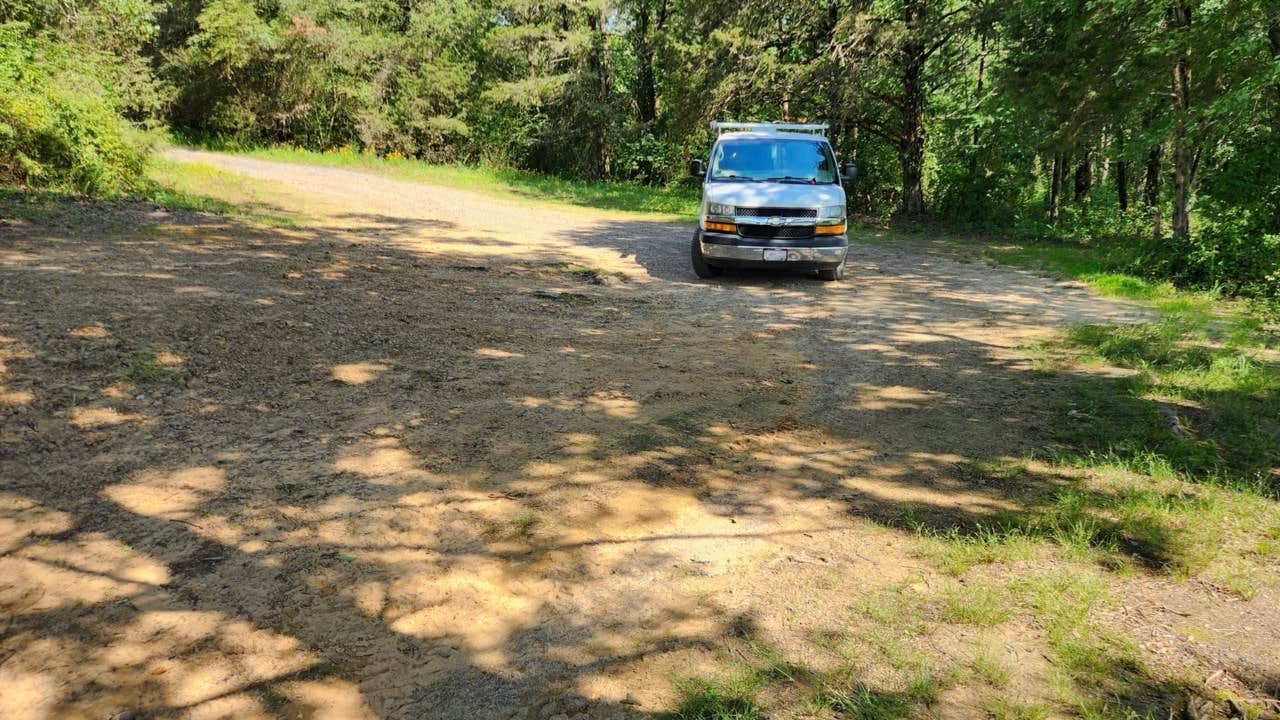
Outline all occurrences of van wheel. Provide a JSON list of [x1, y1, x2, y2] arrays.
[[817, 259, 846, 282], [691, 231, 721, 279]]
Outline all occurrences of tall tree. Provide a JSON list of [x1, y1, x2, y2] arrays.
[[835, 0, 973, 218], [1169, 0, 1194, 240]]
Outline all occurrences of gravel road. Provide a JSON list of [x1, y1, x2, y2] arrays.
[[1, 151, 1192, 720]]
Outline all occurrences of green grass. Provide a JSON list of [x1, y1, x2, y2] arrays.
[[1002, 571, 1159, 716], [143, 158, 306, 227], [2, 160, 304, 229], [912, 520, 1040, 576], [673, 675, 762, 720], [121, 351, 190, 384], [673, 536, 1233, 718], [986, 698, 1051, 720], [1048, 316, 1280, 498], [675, 634, 954, 720], [184, 142, 701, 218], [481, 511, 543, 539], [124, 353, 170, 382], [850, 222, 1153, 300], [852, 220, 1279, 318], [913, 472, 1274, 584], [946, 257, 1280, 591], [939, 585, 1014, 627], [810, 668, 945, 719], [971, 642, 1011, 687]]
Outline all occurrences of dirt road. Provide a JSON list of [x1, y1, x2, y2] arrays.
[[1, 152, 1214, 719]]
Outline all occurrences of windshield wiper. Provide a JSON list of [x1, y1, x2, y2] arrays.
[[712, 173, 756, 182], [764, 176, 817, 184]]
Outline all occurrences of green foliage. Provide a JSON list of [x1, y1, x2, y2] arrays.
[[0, 21, 156, 195]]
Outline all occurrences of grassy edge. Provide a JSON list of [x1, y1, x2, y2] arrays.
[[173, 141, 701, 219], [851, 221, 1277, 319], [2, 156, 307, 229]]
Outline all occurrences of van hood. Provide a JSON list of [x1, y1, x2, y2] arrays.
[[701, 181, 845, 211]]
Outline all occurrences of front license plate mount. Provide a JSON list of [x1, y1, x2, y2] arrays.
[[762, 249, 787, 262]]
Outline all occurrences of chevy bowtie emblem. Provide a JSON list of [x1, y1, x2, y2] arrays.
[[767, 217, 784, 227]]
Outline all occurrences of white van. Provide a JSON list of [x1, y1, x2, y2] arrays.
[[688, 122, 856, 281]]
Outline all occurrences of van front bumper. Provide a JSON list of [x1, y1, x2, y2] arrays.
[[698, 230, 847, 269]]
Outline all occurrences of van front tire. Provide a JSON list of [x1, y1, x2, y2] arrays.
[[817, 258, 846, 282], [691, 231, 722, 279]]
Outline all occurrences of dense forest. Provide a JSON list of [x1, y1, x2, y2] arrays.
[[3, 0, 1279, 296]]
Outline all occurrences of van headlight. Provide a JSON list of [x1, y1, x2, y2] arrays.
[[704, 202, 734, 218], [817, 205, 846, 224], [815, 204, 847, 235]]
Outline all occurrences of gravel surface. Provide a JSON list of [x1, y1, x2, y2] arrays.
[[7, 152, 1267, 720]]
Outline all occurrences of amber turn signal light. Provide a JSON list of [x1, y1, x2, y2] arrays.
[[815, 223, 846, 235], [703, 220, 736, 233]]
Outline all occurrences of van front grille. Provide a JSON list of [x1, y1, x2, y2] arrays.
[[737, 225, 815, 239], [735, 207, 817, 219]]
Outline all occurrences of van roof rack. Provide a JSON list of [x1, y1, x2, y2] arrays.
[[710, 121, 828, 136]]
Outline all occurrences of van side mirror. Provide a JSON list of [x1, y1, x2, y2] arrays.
[[841, 161, 859, 184], [689, 159, 706, 178]]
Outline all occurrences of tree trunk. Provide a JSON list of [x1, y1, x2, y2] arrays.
[[632, 0, 658, 125], [1143, 144, 1162, 208], [968, 32, 987, 180], [1073, 154, 1092, 203], [1269, 20, 1280, 129], [897, 0, 927, 218], [1115, 128, 1128, 211], [1170, 1, 1193, 240], [587, 7, 611, 179], [1049, 152, 1064, 223], [1116, 160, 1128, 211]]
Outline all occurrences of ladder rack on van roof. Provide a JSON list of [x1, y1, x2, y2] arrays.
[[710, 122, 829, 136]]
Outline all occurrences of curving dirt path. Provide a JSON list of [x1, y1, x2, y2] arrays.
[[8, 151, 1261, 720]]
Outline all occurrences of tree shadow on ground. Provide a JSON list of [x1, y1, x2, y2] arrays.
[[1, 194, 1275, 719]]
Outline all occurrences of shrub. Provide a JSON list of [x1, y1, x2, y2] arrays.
[[0, 22, 155, 196]]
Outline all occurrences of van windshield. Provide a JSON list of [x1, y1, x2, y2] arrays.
[[708, 138, 837, 184]]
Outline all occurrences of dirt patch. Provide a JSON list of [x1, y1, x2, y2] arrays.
[[1, 153, 1272, 719]]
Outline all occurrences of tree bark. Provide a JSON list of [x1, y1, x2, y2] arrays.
[[1115, 128, 1128, 211], [1073, 153, 1092, 203], [1049, 152, 1064, 223], [1269, 20, 1280, 129], [587, 7, 611, 179], [897, 0, 927, 218], [1142, 109, 1164, 237], [1143, 143, 1163, 208], [1170, 1, 1193, 240], [968, 31, 987, 180], [632, 0, 658, 125], [1116, 159, 1128, 211]]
